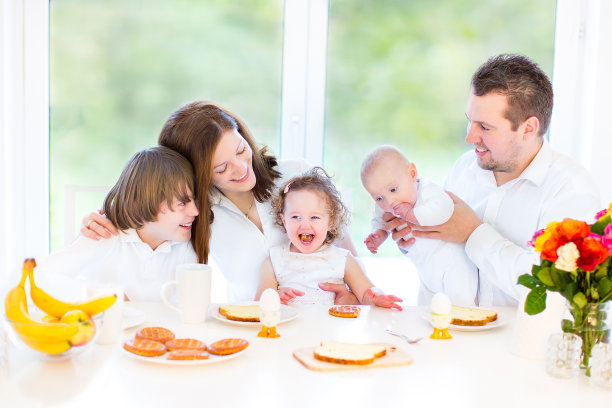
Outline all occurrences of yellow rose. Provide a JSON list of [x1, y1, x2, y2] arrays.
[[555, 242, 580, 272]]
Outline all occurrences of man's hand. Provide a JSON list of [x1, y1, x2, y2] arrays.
[[382, 212, 415, 249], [319, 282, 359, 305], [277, 287, 305, 305], [411, 192, 482, 243]]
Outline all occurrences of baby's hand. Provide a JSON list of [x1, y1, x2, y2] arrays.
[[367, 288, 403, 310], [277, 287, 305, 305], [364, 230, 389, 254], [393, 202, 415, 221]]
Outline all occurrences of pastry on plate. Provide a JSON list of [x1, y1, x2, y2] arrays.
[[450, 306, 497, 326], [219, 305, 260, 322], [136, 326, 176, 343], [167, 349, 210, 360], [123, 338, 167, 357], [207, 338, 249, 355], [328, 305, 360, 318], [165, 338, 207, 352]]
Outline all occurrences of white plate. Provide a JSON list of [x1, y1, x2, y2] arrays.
[[121, 334, 248, 366], [210, 302, 299, 327], [421, 307, 507, 332], [122, 305, 146, 330]]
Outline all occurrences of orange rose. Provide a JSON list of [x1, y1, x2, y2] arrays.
[[540, 235, 567, 262], [556, 219, 590, 241]]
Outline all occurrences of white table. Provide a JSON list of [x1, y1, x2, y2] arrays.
[[1, 302, 609, 407]]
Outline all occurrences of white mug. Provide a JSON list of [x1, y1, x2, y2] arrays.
[[161, 263, 211, 324], [86, 284, 124, 345]]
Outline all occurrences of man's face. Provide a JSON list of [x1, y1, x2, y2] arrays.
[[465, 92, 524, 179]]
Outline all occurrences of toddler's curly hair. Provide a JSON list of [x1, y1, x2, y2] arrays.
[[272, 167, 349, 245]]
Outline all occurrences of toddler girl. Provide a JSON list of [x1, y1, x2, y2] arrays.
[[255, 167, 402, 309]]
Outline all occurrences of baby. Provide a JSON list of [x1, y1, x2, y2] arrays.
[[255, 167, 402, 309], [361, 145, 477, 306]]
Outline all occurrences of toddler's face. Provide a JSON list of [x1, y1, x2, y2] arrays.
[[363, 160, 418, 213], [281, 189, 331, 254]]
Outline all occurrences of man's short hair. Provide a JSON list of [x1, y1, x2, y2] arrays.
[[471, 54, 553, 136]]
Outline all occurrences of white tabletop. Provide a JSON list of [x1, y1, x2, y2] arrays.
[[1, 302, 609, 408]]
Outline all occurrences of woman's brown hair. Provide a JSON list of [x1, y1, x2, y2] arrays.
[[103, 146, 194, 231], [158, 101, 280, 263]]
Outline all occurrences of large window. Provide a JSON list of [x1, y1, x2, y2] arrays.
[[324, 0, 556, 257], [50, 0, 284, 250]]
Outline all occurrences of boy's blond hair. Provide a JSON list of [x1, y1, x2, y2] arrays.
[[103, 146, 195, 231]]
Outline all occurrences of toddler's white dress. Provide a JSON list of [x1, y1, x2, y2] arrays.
[[269, 243, 348, 305]]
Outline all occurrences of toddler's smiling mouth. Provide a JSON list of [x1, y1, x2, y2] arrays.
[[299, 234, 314, 244]]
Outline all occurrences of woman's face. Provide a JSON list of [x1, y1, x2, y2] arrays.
[[211, 129, 256, 194]]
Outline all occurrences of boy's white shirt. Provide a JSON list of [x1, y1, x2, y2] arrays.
[[35, 228, 197, 301]]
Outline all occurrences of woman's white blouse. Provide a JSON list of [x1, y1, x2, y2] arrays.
[[208, 158, 312, 301]]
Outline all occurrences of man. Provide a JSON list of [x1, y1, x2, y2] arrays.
[[386, 54, 601, 307]]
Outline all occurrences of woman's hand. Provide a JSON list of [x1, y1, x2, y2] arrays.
[[81, 210, 119, 240], [319, 282, 360, 305], [277, 287, 304, 305], [366, 288, 403, 310]]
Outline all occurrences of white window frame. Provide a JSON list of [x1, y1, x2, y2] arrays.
[[0, 0, 49, 280], [2, 0, 611, 281]]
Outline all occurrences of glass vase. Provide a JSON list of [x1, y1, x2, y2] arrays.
[[562, 302, 611, 374]]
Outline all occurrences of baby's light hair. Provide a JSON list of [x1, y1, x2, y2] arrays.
[[272, 167, 348, 245], [103, 146, 195, 231], [360, 145, 411, 183]]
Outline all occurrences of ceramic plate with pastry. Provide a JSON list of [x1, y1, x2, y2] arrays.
[[421, 305, 508, 331], [211, 301, 299, 327]]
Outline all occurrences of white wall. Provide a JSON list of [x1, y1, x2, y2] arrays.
[[550, 0, 612, 206]]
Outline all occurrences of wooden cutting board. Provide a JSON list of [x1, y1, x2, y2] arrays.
[[292, 343, 413, 372]]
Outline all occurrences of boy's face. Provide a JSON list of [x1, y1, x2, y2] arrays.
[[362, 159, 418, 213], [139, 189, 199, 250], [281, 189, 331, 254]]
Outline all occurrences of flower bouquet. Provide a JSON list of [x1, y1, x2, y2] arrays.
[[518, 204, 612, 372]]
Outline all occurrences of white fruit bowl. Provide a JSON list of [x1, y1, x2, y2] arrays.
[[4, 313, 102, 358]]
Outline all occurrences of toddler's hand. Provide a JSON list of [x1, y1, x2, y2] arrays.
[[367, 288, 403, 310], [277, 287, 304, 305], [364, 230, 389, 254]]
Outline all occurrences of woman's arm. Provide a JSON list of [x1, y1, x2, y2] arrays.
[[81, 210, 119, 240]]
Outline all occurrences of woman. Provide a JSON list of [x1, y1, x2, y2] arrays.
[[82, 101, 359, 302]]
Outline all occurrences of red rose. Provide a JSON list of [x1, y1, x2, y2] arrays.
[[577, 237, 609, 271]]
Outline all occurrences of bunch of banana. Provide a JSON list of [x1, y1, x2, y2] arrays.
[[4, 259, 77, 354], [27, 259, 117, 318]]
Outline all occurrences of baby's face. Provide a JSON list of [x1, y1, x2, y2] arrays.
[[362, 160, 418, 213], [281, 189, 331, 254]]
